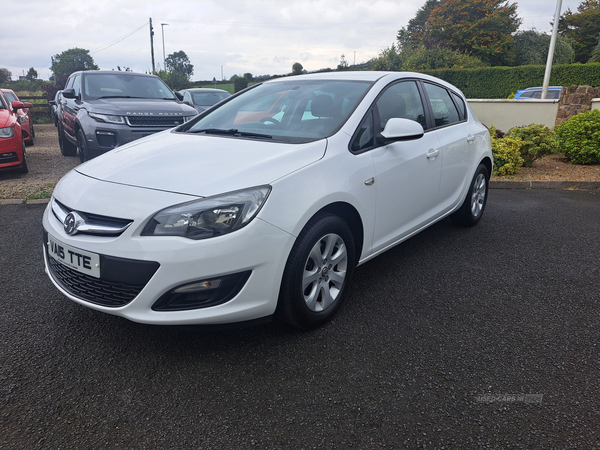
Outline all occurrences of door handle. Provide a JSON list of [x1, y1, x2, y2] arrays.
[[467, 135, 475, 143], [426, 148, 439, 160]]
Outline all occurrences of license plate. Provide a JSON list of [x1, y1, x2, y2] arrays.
[[47, 234, 100, 278]]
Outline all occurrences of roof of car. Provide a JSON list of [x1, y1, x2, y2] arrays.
[[70, 70, 158, 77]]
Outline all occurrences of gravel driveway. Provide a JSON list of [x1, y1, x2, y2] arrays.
[[0, 124, 79, 201]]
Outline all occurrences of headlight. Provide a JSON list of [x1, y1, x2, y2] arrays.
[[183, 115, 197, 122], [18, 115, 27, 125], [141, 186, 271, 240], [88, 111, 125, 124], [0, 126, 14, 138]]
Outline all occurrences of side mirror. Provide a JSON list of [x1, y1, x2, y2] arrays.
[[183, 100, 192, 107], [11, 101, 32, 112], [380, 118, 424, 142], [175, 92, 184, 101], [62, 88, 77, 99]]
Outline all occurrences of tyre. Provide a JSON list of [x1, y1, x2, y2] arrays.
[[77, 129, 90, 163], [450, 163, 489, 227], [30, 121, 35, 139], [58, 125, 77, 156], [17, 141, 28, 174], [277, 212, 356, 329]]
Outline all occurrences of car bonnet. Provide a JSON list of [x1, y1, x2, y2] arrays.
[[74, 130, 327, 197]]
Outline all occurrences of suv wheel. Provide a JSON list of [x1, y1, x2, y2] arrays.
[[58, 125, 77, 157], [77, 129, 90, 163]]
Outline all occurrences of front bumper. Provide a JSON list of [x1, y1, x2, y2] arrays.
[[42, 198, 295, 325]]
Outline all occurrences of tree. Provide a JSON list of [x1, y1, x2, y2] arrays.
[[165, 50, 194, 79], [156, 69, 190, 91], [590, 35, 600, 62], [397, 0, 440, 50], [558, 0, 600, 63], [292, 62, 304, 75], [426, 0, 521, 66], [51, 48, 99, 78], [25, 67, 38, 81], [0, 68, 11, 84], [514, 30, 574, 66], [337, 54, 349, 70], [243, 73, 253, 82], [370, 43, 485, 71], [234, 76, 249, 93]]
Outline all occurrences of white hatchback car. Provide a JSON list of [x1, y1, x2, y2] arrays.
[[43, 71, 492, 329]]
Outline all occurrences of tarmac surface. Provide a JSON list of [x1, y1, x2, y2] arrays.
[[1, 189, 599, 448]]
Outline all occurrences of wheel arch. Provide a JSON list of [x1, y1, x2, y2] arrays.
[[480, 156, 493, 180], [314, 201, 364, 264]]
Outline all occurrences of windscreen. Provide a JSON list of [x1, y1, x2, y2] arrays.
[[83, 74, 177, 100], [193, 91, 230, 106], [183, 79, 373, 143]]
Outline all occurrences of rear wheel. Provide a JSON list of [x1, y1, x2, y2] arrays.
[[450, 163, 489, 227], [277, 213, 356, 329], [58, 125, 77, 156]]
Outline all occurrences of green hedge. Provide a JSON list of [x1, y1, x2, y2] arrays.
[[420, 63, 600, 98]]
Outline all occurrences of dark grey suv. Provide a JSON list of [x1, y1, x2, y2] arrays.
[[57, 71, 198, 162]]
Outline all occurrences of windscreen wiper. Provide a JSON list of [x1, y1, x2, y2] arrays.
[[191, 128, 273, 139], [95, 95, 145, 99]]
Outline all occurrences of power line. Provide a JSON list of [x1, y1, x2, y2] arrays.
[[38, 21, 149, 74]]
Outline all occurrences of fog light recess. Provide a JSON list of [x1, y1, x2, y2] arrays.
[[152, 271, 251, 311]]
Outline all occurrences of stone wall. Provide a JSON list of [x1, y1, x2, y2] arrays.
[[555, 85, 600, 126]]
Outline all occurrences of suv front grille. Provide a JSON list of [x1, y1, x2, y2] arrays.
[[126, 116, 185, 127]]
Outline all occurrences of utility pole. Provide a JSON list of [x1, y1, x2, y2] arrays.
[[149, 18, 156, 74], [542, 0, 562, 99], [161, 23, 169, 71]]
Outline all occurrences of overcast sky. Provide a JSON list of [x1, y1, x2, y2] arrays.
[[2, 0, 582, 82]]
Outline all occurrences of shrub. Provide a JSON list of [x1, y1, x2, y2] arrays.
[[489, 126, 524, 175], [555, 110, 600, 164], [506, 124, 560, 166]]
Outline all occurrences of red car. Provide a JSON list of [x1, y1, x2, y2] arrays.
[[1, 88, 34, 146], [0, 91, 31, 174]]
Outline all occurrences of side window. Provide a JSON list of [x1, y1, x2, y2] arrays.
[[423, 83, 460, 127], [451, 92, 466, 119], [64, 76, 74, 90], [375, 81, 427, 131], [72, 75, 81, 97], [183, 92, 192, 104], [350, 110, 375, 153]]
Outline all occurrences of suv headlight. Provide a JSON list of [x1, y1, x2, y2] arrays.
[[141, 186, 271, 240], [0, 126, 14, 138], [88, 111, 125, 124]]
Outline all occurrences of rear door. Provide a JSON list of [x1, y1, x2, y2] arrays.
[[421, 82, 476, 212]]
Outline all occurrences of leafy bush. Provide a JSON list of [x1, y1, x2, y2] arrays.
[[506, 124, 560, 166], [555, 110, 600, 164], [489, 126, 524, 175]]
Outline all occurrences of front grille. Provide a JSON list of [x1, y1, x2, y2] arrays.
[[0, 152, 19, 164], [47, 255, 145, 307], [44, 229, 160, 308], [126, 116, 184, 127]]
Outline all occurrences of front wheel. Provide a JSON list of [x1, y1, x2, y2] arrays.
[[450, 163, 489, 227], [17, 141, 28, 174], [277, 213, 356, 329], [77, 129, 90, 163]]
